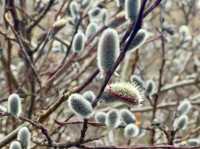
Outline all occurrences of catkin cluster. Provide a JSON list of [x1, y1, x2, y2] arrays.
[[68, 91, 95, 119], [94, 108, 140, 138], [9, 126, 31, 149], [173, 99, 192, 131]]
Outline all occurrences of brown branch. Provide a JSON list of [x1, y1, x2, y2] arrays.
[[27, 0, 55, 32], [8, 23, 41, 87], [150, 4, 166, 144], [0, 112, 52, 146]]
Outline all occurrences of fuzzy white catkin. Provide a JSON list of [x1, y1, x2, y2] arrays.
[[97, 28, 120, 73], [68, 93, 93, 118], [95, 111, 106, 124], [10, 141, 22, 149], [124, 123, 139, 138], [131, 75, 144, 89], [70, 1, 79, 18], [128, 29, 149, 51], [125, 0, 141, 21], [120, 109, 136, 125], [81, 0, 91, 8], [106, 109, 120, 128], [17, 127, 31, 149], [83, 90, 96, 103], [72, 32, 86, 53], [177, 100, 192, 116], [187, 138, 200, 146], [173, 115, 188, 131], [145, 80, 156, 96], [102, 82, 144, 105], [85, 23, 98, 39], [88, 7, 102, 23], [100, 9, 108, 25], [8, 93, 22, 117]]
